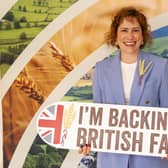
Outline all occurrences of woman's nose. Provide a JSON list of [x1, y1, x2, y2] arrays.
[[127, 31, 134, 39]]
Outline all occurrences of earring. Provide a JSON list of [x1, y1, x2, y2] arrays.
[[115, 41, 118, 46], [115, 41, 120, 48]]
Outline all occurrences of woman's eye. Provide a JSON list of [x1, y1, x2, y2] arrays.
[[121, 29, 127, 32], [119, 28, 141, 33], [133, 29, 140, 32]]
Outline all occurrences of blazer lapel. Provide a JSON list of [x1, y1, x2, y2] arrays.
[[111, 53, 125, 104], [130, 51, 153, 105]]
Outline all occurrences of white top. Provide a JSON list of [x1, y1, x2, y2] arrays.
[[121, 61, 137, 104]]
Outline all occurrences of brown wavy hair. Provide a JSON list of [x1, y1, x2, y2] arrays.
[[106, 6, 152, 49]]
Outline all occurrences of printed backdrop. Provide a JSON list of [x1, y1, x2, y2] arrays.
[[1, 0, 168, 168]]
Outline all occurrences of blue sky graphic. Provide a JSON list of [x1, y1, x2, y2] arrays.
[[152, 25, 168, 38]]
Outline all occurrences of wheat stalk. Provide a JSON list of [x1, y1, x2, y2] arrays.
[[138, 59, 152, 85], [49, 41, 75, 71], [15, 70, 44, 104]]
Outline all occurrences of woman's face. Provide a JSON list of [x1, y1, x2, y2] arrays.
[[116, 17, 143, 56]]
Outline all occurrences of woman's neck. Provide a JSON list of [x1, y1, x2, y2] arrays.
[[120, 52, 138, 64]]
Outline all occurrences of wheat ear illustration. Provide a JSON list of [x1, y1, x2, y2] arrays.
[[61, 103, 76, 145]]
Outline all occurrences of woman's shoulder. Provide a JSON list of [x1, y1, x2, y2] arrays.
[[95, 54, 118, 67]]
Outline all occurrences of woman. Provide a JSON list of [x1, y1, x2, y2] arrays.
[[79, 6, 168, 168], [93, 6, 168, 168]]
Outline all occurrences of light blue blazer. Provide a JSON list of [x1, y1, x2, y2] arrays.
[[93, 50, 168, 168]]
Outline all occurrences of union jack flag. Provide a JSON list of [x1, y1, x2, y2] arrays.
[[37, 104, 64, 145]]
